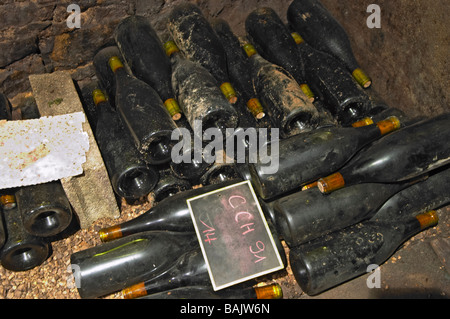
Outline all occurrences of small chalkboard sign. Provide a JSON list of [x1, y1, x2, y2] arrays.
[[187, 180, 284, 291]]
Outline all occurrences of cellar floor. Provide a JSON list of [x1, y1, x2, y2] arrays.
[[0, 193, 448, 300]]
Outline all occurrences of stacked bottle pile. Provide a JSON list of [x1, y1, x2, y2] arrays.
[[66, 0, 450, 299], [2, 0, 447, 298], [0, 94, 76, 272]]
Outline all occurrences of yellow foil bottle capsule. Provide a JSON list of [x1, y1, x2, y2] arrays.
[[416, 211, 439, 230], [299, 83, 315, 102], [0, 194, 16, 210], [122, 282, 147, 299], [317, 172, 346, 194], [92, 89, 107, 106], [220, 82, 238, 104], [352, 117, 374, 128], [352, 67, 372, 89], [291, 32, 305, 45], [108, 56, 125, 73], [254, 283, 283, 299], [164, 40, 180, 57], [98, 225, 123, 242], [376, 116, 401, 135], [243, 43, 258, 58], [164, 98, 182, 121], [246, 98, 265, 119]]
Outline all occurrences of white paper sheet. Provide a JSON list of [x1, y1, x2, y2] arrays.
[[0, 112, 89, 189]]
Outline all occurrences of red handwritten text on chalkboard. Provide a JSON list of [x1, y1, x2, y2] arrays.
[[188, 181, 284, 290], [228, 194, 266, 264]]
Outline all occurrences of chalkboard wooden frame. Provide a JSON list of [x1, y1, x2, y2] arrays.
[[187, 180, 284, 291]]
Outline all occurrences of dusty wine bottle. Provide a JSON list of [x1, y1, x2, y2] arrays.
[[121, 224, 286, 299], [121, 247, 210, 299], [211, 18, 265, 120], [70, 231, 199, 299], [0, 195, 50, 272], [90, 89, 159, 201], [109, 54, 177, 165], [199, 150, 240, 186], [137, 283, 283, 300], [318, 113, 450, 194], [167, 2, 238, 104], [98, 179, 240, 242], [272, 177, 423, 248], [115, 15, 182, 121], [287, 0, 372, 89], [169, 118, 214, 184], [289, 210, 439, 295], [242, 40, 319, 138], [245, 8, 315, 102], [152, 166, 192, 203], [371, 165, 450, 222], [290, 31, 371, 125], [15, 182, 73, 238], [170, 147, 213, 185], [164, 39, 239, 136], [241, 116, 400, 200]]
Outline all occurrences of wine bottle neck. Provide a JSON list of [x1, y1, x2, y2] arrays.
[[401, 211, 439, 241], [164, 40, 182, 58], [109, 56, 125, 73], [92, 89, 107, 106], [291, 32, 305, 45], [242, 42, 258, 58], [0, 194, 16, 210]]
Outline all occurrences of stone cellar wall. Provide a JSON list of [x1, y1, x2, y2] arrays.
[[0, 0, 448, 118]]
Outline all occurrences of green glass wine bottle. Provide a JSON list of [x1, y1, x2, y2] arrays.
[[371, 165, 450, 222], [16, 182, 73, 238], [167, 2, 238, 104], [211, 18, 266, 120], [152, 165, 192, 203], [98, 180, 240, 242], [0, 194, 50, 272], [89, 88, 159, 201], [290, 30, 371, 125], [169, 116, 214, 185], [241, 116, 400, 200], [164, 39, 239, 136], [136, 283, 283, 300], [115, 15, 182, 121], [121, 247, 210, 299], [289, 210, 439, 295], [272, 177, 423, 247], [242, 40, 319, 138], [245, 7, 315, 102], [120, 225, 286, 299], [70, 231, 199, 298], [318, 113, 450, 194], [287, 0, 372, 89], [108, 54, 177, 165]]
